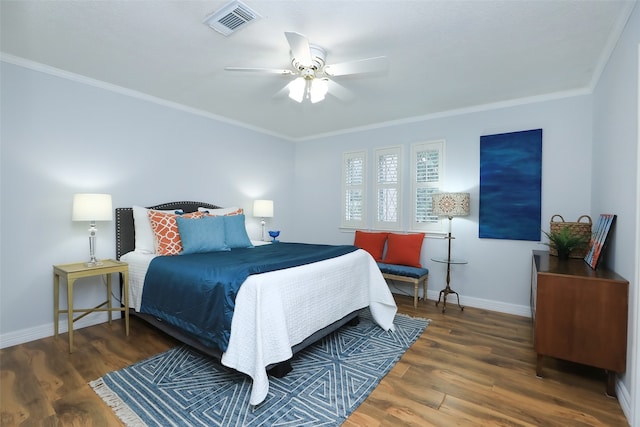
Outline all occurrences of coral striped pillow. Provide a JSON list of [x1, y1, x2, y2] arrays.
[[147, 210, 203, 255]]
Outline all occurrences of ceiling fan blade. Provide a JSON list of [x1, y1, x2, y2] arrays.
[[326, 79, 354, 102], [324, 56, 389, 77], [225, 67, 293, 75], [284, 31, 312, 67]]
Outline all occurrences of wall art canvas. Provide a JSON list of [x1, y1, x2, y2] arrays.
[[479, 128, 542, 240], [584, 214, 616, 269]]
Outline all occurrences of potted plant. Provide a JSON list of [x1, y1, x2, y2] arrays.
[[542, 226, 590, 260]]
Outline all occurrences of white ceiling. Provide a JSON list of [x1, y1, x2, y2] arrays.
[[1, 1, 636, 141]]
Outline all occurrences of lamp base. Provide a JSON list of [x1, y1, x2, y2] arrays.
[[436, 285, 464, 313], [86, 224, 103, 267], [435, 228, 464, 313]]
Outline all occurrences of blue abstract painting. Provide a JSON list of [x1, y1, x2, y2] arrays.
[[479, 129, 542, 241]]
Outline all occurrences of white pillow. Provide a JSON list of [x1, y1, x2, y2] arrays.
[[198, 206, 243, 216], [132, 206, 182, 253]]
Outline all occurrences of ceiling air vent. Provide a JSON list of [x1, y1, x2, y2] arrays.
[[203, 1, 260, 36]]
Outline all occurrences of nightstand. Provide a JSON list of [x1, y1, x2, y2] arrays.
[[53, 259, 129, 353]]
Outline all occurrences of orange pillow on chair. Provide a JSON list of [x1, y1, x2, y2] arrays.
[[382, 233, 425, 268], [354, 230, 388, 261]]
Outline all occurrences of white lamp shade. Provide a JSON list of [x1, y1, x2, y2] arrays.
[[432, 192, 470, 217], [253, 199, 274, 218], [288, 78, 306, 103], [310, 79, 328, 103], [72, 193, 113, 221]]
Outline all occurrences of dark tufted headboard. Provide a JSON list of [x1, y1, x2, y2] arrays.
[[115, 201, 222, 260]]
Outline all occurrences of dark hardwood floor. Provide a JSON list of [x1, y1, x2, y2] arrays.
[[1, 295, 629, 426]]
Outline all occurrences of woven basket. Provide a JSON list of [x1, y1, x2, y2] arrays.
[[548, 214, 592, 258]]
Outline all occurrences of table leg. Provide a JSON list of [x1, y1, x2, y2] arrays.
[[67, 278, 75, 353], [435, 257, 464, 313], [450, 288, 464, 311], [436, 286, 464, 313], [106, 274, 112, 324], [53, 273, 59, 337], [436, 288, 447, 312], [436, 289, 445, 310]]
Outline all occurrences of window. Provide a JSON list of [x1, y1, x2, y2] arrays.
[[373, 146, 402, 230], [341, 141, 445, 232], [341, 150, 367, 229], [410, 140, 445, 232]]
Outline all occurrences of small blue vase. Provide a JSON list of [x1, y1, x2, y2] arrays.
[[268, 230, 280, 243]]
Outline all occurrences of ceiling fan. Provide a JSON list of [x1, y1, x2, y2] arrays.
[[225, 32, 389, 103]]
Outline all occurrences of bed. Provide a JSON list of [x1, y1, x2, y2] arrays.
[[115, 201, 397, 406]]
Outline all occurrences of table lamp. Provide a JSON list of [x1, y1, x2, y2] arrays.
[[253, 199, 274, 241], [431, 192, 470, 311], [72, 193, 113, 266]]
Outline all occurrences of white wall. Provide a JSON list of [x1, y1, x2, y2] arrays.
[[292, 95, 593, 315], [0, 61, 296, 346], [592, 2, 639, 423]]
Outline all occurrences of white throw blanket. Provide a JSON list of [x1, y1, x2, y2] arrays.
[[122, 248, 397, 406]]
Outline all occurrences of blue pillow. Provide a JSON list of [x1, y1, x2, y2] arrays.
[[176, 215, 229, 254], [223, 214, 253, 248]]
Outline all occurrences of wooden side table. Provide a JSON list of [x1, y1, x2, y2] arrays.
[[53, 259, 129, 353]]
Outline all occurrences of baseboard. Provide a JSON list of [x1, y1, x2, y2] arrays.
[[386, 282, 531, 318], [0, 312, 115, 349], [616, 378, 632, 425], [428, 291, 532, 317]]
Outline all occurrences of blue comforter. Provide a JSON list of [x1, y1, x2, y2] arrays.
[[139, 243, 358, 352]]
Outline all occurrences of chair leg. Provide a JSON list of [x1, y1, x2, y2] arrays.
[[413, 281, 419, 308]]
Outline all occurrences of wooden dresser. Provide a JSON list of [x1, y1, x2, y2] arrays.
[[530, 250, 628, 396]]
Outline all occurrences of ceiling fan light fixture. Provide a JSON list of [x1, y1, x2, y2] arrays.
[[288, 77, 306, 103], [226, 32, 385, 104], [310, 79, 328, 103]]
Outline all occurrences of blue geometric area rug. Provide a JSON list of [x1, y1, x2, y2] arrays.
[[90, 309, 429, 427]]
